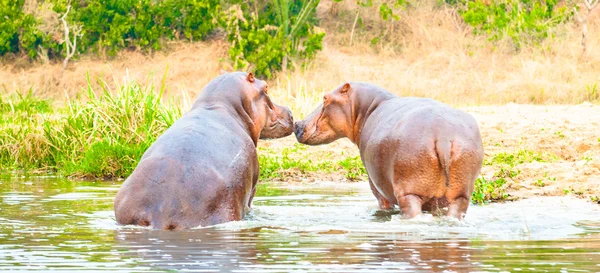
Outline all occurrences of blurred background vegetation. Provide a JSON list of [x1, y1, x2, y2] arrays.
[[0, 0, 578, 78]]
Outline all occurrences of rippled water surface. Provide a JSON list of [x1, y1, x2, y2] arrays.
[[1, 176, 600, 272]]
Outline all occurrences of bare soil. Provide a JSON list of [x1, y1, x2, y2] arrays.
[[260, 103, 600, 201]]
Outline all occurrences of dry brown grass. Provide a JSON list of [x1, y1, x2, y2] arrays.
[[1, 0, 600, 113], [271, 0, 600, 117]]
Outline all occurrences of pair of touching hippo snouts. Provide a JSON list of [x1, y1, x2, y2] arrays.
[[114, 72, 293, 230], [114, 72, 484, 230], [294, 82, 484, 220]]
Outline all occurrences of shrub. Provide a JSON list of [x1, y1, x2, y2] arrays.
[[457, 0, 572, 49], [225, 0, 325, 78], [0, 0, 53, 59], [51, 0, 222, 56]]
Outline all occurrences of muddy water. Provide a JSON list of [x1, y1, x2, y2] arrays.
[[1, 176, 599, 272]]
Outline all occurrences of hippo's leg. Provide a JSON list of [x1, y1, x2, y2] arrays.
[[368, 178, 394, 210], [445, 152, 482, 220], [248, 186, 257, 208], [396, 194, 423, 218], [447, 197, 469, 220]]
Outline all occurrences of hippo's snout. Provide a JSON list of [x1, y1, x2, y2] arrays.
[[294, 121, 305, 141]]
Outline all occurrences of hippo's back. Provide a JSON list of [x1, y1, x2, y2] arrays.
[[114, 108, 257, 230], [366, 97, 481, 147]]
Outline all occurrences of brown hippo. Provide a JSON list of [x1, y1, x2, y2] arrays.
[[114, 72, 293, 230], [294, 82, 483, 219]]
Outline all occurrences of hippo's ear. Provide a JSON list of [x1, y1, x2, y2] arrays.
[[340, 83, 351, 95], [246, 72, 255, 83], [219, 68, 228, 75]]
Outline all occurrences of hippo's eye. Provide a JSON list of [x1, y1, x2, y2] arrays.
[[263, 85, 268, 94]]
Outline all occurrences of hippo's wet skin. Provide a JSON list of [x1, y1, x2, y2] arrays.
[[114, 72, 293, 230], [295, 82, 483, 219]]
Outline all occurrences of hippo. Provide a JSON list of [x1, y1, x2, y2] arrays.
[[114, 72, 294, 230], [294, 82, 483, 219]]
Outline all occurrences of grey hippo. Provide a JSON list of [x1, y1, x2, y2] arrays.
[[114, 72, 293, 230]]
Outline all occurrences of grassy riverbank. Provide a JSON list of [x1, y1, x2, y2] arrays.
[[4, 78, 600, 204], [0, 79, 366, 180]]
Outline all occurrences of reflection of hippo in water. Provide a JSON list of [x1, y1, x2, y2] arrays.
[[294, 82, 483, 219], [114, 72, 294, 230]]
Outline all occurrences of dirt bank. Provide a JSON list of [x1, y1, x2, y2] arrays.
[[260, 103, 600, 202]]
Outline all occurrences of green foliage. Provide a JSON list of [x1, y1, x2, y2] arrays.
[[258, 144, 335, 179], [226, 0, 324, 78], [354, 0, 406, 21], [52, 0, 221, 56], [473, 149, 558, 204], [337, 156, 367, 181], [0, 91, 53, 170], [472, 176, 509, 204], [0, 90, 52, 117], [484, 149, 558, 167], [0, 0, 54, 59], [0, 74, 181, 178], [42, 75, 181, 178], [457, 0, 572, 49], [257, 145, 367, 181], [1, 0, 324, 76]]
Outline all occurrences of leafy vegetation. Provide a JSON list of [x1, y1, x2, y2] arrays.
[[226, 0, 324, 78], [51, 0, 222, 56], [472, 149, 559, 204], [484, 149, 558, 167], [450, 0, 572, 50], [258, 144, 368, 181], [1, 0, 324, 77], [0, 75, 181, 178], [0, 0, 56, 59]]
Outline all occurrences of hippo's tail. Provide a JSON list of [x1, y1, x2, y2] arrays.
[[435, 139, 452, 187]]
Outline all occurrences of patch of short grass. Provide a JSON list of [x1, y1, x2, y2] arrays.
[[258, 144, 335, 180], [484, 149, 558, 167], [258, 145, 367, 181], [472, 176, 509, 205], [337, 156, 367, 181], [473, 150, 559, 204]]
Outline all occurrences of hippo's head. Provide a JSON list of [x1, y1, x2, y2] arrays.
[[294, 83, 353, 145], [195, 72, 293, 141], [243, 73, 294, 140]]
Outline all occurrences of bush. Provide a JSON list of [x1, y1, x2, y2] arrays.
[[51, 0, 222, 56], [0, 0, 53, 59], [456, 0, 572, 49], [226, 0, 325, 78], [1, 0, 323, 77]]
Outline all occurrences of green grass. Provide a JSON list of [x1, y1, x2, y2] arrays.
[[0, 90, 53, 171], [473, 149, 560, 204], [0, 74, 181, 178], [1, 84, 568, 205], [337, 156, 366, 181], [258, 144, 367, 181], [43, 74, 181, 178], [472, 176, 509, 205], [484, 149, 558, 167]]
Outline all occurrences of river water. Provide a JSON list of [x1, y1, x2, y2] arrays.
[[1, 176, 599, 272]]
